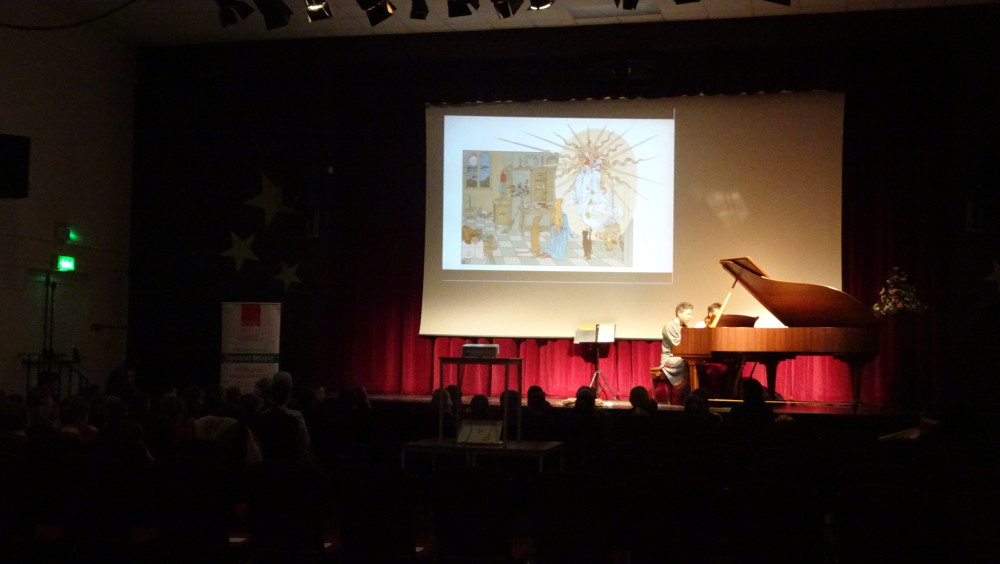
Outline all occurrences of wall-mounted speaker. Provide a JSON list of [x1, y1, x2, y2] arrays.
[[0, 134, 30, 199]]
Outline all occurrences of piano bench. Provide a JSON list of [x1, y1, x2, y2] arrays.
[[649, 367, 683, 406]]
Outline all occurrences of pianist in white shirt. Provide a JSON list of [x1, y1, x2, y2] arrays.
[[693, 302, 722, 328]]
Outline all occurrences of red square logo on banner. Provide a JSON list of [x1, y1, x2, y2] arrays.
[[241, 304, 262, 327]]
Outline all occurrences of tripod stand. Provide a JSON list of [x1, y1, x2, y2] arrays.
[[585, 324, 617, 400]]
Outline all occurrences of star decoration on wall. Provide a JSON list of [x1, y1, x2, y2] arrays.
[[985, 259, 1000, 296], [244, 173, 294, 227], [221, 232, 259, 271], [275, 262, 302, 291]]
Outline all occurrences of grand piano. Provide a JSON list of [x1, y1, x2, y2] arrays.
[[672, 257, 880, 410]]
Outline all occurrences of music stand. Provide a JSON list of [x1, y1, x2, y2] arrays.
[[574, 324, 617, 400]]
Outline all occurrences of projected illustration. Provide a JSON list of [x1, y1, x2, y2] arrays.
[[444, 115, 674, 273]]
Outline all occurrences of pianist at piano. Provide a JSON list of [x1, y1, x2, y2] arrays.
[[660, 302, 694, 388], [672, 257, 881, 411]]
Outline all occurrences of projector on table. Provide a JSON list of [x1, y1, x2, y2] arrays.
[[462, 344, 499, 358]]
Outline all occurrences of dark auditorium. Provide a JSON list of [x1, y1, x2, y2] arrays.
[[2, 1, 999, 562]]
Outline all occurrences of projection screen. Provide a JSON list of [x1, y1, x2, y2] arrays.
[[422, 93, 845, 340]]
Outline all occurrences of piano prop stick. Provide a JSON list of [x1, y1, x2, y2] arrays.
[[673, 257, 880, 412], [710, 278, 740, 328]]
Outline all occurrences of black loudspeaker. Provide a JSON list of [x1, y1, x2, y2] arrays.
[[0, 134, 30, 198]]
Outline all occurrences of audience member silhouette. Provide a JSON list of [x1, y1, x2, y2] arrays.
[[105, 363, 137, 402], [614, 385, 660, 444], [564, 386, 612, 463], [526, 385, 552, 415], [271, 373, 311, 450], [250, 379, 311, 464], [430, 387, 456, 438], [101, 395, 146, 444], [144, 392, 195, 459], [523, 385, 560, 440], [727, 378, 775, 425], [468, 393, 491, 420], [627, 386, 655, 416], [25, 385, 59, 441], [678, 387, 723, 432], [254, 375, 273, 411], [58, 394, 99, 443]]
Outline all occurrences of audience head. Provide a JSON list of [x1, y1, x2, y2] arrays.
[[254, 376, 273, 401], [273, 370, 293, 389], [339, 385, 372, 412], [683, 390, 711, 416], [469, 394, 490, 419], [106, 363, 136, 393], [574, 386, 597, 413], [527, 385, 550, 411], [26, 385, 59, 429], [740, 378, 766, 405], [430, 388, 452, 414], [270, 379, 292, 407], [445, 384, 462, 410], [628, 386, 651, 411], [238, 393, 263, 419], [500, 389, 521, 414]]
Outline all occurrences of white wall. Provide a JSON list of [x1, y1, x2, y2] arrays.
[[0, 5, 134, 396]]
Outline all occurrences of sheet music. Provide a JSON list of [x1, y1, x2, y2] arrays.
[[597, 323, 615, 343], [574, 323, 615, 344]]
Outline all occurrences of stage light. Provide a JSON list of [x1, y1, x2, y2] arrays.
[[304, 0, 332, 21], [448, 0, 477, 17], [529, 0, 552, 10], [215, 0, 255, 27], [356, 0, 396, 26], [411, 0, 429, 19], [491, 0, 523, 19], [252, 0, 293, 29]]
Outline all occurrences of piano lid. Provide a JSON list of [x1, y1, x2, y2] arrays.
[[721, 257, 879, 328]]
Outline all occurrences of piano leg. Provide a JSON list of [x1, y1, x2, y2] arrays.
[[758, 355, 785, 402], [844, 357, 866, 414], [686, 361, 700, 393]]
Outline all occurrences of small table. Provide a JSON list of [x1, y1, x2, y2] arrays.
[[402, 438, 564, 473], [439, 356, 523, 441]]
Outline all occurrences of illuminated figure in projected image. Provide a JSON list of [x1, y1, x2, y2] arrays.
[[537, 199, 574, 259], [502, 125, 651, 265]]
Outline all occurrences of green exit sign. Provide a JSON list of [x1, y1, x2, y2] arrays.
[[55, 255, 75, 271]]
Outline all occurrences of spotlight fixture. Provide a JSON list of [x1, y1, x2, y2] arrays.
[[411, 0, 429, 19], [304, 0, 332, 21], [252, 0, 293, 29], [529, 0, 552, 10], [214, 0, 255, 27], [491, 0, 523, 19], [356, 0, 396, 26], [448, 0, 478, 17]]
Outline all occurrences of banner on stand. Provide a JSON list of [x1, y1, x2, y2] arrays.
[[220, 302, 281, 394]]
